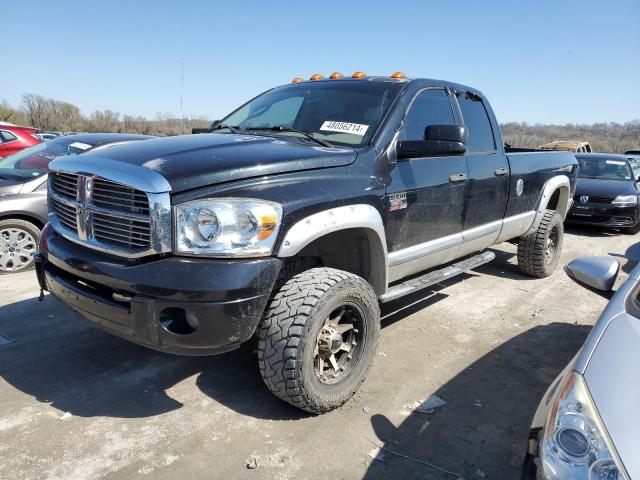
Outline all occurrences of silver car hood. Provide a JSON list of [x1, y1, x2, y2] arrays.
[[580, 263, 640, 478], [584, 312, 640, 478]]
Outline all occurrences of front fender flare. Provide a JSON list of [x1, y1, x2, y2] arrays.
[[277, 204, 388, 294]]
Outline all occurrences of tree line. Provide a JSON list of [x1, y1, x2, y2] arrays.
[[1, 93, 639, 152], [0, 94, 209, 136]]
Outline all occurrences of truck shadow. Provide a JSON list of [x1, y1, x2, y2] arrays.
[[0, 295, 304, 421], [0, 278, 464, 423], [608, 240, 640, 274], [362, 322, 591, 480]]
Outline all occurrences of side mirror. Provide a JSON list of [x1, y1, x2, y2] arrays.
[[565, 256, 620, 291], [397, 125, 467, 159], [191, 128, 210, 134], [209, 119, 221, 130]]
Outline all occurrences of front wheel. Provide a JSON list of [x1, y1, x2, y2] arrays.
[[625, 222, 640, 235], [0, 219, 40, 274], [517, 210, 564, 278], [258, 268, 380, 414]]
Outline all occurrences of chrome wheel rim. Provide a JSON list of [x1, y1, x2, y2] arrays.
[[545, 225, 560, 265], [313, 304, 364, 385], [0, 228, 37, 272]]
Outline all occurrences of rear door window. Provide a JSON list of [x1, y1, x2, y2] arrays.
[[456, 92, 495, 153], [402, 89, 455, 141], [0, 131, 18, 143]]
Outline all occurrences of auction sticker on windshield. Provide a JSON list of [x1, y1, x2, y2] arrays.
[[320, 121, 369, 136], [69, 142, 92, 150]]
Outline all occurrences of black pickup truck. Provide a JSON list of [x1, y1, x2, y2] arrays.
[[36, 73, 578, 414]]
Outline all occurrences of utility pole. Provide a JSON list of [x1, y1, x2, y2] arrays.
[[180, 57, 184, 134]]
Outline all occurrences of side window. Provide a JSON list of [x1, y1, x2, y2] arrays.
[[402, 89, 455, 141], [0, 131, 18, 143], [456, 92, 495, 153]]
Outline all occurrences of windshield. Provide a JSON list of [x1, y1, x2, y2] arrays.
[[219, 80, 404, 146], [627, 156, 640, 173], [577, 156, 633, 181], [0, 138, 94, 179]]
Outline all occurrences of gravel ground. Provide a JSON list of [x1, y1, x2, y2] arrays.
[[0, 225, 637, 480]]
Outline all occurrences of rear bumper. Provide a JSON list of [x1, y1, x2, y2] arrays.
[[566, 204, 639, 228], [36, 227, 282, 355]]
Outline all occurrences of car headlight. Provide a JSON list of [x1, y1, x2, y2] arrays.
[[541, 372, 627, 479], [611, 195, 637, 207], [175, 198, 282, 257]]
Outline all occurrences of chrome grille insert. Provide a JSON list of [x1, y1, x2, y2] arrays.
[[48, 171, 171, 258], [52, 172, 78, 200]]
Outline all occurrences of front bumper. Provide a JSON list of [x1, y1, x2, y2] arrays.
[[36, 226, 282, 355], [566, 203, 639, 228]]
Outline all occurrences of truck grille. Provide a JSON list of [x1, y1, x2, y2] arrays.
[[49, 172, 153, 254]]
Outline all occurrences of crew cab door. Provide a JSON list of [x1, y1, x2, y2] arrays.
[[454, 91, 509, 256], [385, 88, 469, 282]]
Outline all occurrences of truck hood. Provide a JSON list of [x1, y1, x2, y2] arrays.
[[74, 133, 358, 193], [575, 177, 637, 198]]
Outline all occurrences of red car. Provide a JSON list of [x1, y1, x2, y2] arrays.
[[0, 123, 42, 158]]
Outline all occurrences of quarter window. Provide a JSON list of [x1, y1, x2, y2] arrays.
[[402, 89, 455, 141], [456, 92, 495, 153], [0, 131, 18, 143]]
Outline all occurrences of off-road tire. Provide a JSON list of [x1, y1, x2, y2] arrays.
[[517, 209, 563, 278], [258, 267, 380, 414], [0, 219, 40, 274]]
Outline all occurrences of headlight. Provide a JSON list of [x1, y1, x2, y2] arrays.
[[175, 198, 282, 257], [611, 195, 637, 207], [541, 372, 627, 479]]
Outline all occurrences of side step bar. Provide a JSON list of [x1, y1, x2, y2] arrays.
[[379, 251, 495, 303]]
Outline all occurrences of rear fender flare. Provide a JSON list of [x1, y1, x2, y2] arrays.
[[526, 175, 571, 235]]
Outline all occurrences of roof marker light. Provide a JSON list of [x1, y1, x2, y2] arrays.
[[310, 73, 324, 81], [352, 71, 367, 79], [329, 72, 344, 79], [390, 72, 406, 79], [292, 77, 304, 84]]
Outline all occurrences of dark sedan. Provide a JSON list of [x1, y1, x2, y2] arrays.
[[566, 153, 640, 233], [0, 133, 153, 273]]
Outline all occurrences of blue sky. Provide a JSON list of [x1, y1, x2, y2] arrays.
[[2, 0, 638, 124]]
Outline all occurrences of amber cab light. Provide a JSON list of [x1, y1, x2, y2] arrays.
[[310, 73, 324, 81], [390, 71, 406, 79], [329, 72, 344, 79], [352, 71, 367, 79], [291, 77, 304, 84]]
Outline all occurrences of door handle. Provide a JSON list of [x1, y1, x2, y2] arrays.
[[449, 172, 468, 182], [494, 167, 508, 176]]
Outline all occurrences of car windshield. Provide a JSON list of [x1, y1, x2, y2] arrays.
[[219, 80, 404, 146], [627, 156, 640, 173], [577, 156, 633, 181], [0, 138, 94, 179]]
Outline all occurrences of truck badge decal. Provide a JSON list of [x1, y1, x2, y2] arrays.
[[579, 195, 589, 204], [388, 192, 407, 212]]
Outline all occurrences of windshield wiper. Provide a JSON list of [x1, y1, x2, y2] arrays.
[[211, 124, 242, 134], [245, 126, 333, 148]]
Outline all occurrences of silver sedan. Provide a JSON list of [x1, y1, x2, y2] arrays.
[[523, 256, 638, 479]]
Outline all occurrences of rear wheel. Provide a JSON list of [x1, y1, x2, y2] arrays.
[[517, 210, 563, 278], [0, 219, 40, 274], [258, 268, 380, 414]]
